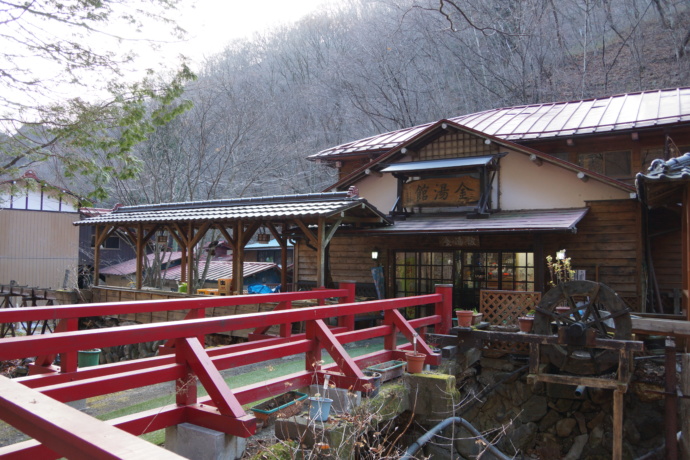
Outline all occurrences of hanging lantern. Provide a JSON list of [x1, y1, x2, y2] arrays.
[[257, 227, 270, 244]]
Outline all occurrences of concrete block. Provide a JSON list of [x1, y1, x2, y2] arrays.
[[457, 348, 480, 370], [165, 423, 246, 460], [309, 384, 360, 414], [405, 373, 458, 423], [275, 415, 355, 459], [441, 345, 457, 359]]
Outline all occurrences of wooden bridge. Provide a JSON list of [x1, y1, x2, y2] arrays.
[[0, 282, 453, 459]]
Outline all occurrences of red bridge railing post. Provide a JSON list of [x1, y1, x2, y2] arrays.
[[337, 281, 356, 331], [305, 320, 322, 381], [435, 284, 453, 335]]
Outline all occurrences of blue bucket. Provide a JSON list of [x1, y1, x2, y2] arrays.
[[308, 397, 333, 421]]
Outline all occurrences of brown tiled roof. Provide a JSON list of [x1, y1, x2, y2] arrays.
[[310, 88, 690, 160], [348, 208, 589, 235], [74, 192, 391, 227]]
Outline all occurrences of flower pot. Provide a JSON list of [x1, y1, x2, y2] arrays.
[[405, 352, 426, 374], [518, 317, 534, 333], [308, 397, 333, 421], [456, 310, 473, 327], [362, 370, 382, 398], [77, 349, 101, 368], [472, 312, 483, 325], [250, 391, 307, 425]]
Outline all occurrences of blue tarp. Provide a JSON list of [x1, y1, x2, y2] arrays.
[[247, 284, 276, 294]]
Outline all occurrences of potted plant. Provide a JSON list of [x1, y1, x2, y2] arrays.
[[77, 348, 101, 368], [518, 310, 535, 333], [456, 309, 473, 327], [471, 308, 483, 325], [405, 333, 427, 373]]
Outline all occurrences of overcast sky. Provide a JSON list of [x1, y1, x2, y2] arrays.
[[169, 1, 330, 67]]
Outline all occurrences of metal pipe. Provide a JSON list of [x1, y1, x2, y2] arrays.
[[574, 385, 586, 397], [400, 416, 512, 460]]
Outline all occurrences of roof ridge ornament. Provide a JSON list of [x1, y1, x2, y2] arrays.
[[347, 186, 359, 198]]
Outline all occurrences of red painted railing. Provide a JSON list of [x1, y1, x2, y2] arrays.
[[0, 283, 453, 459]]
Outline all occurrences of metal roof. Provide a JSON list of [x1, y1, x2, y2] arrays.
[[161, 261, 279, 282], [100, 252, 182, 276], [354, 208, 589, 235], [311, 88, 690, 160], [75, 192, 391, 227], [380, 156, 496, 174]]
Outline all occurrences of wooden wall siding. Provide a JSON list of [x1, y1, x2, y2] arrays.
[[297, 237, 388, 285], [543, 200, 643, 310], [0, 210, 79, 288], [650, 228, 682, 310], [418, 131, 499, 161]]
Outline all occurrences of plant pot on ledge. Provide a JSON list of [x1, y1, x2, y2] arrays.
[[456, 310, 473, 327], [472, 312, 483, 325], [405, 352, 427, 374], [518, 316, 534, 333]]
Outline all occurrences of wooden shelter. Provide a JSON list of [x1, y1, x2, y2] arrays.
[[637, 153, 690, 320], [75, 192, 390, 294]]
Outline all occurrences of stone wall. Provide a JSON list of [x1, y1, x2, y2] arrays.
[[453, 354, 666, 459]]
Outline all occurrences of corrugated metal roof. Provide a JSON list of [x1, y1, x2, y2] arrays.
[[161, 261, 278, 282], [75, 192, 391, 226], [100, 252, 182, 275], [311, 88, 690, 160], [380, 156, 496, 173], [358, 208, 589, 234]]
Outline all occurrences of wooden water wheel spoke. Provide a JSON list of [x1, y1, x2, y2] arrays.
[[587, 305, 609, 337]]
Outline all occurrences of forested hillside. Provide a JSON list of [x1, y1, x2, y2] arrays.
[[96, 0, 690, 204]]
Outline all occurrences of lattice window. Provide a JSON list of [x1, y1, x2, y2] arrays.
[[479, 289, 541, 326], [418, 131, 499, 161]]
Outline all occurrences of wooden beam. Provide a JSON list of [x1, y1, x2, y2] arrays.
[[0, 376, 184, 460], [294, 219, 318, 247], [632, 318, 690, 337], [177, 337, 254, 437], [215, 226, 235, 248]]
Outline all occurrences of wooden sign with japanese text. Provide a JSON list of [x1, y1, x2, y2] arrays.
[[402, 176, 480, 207]]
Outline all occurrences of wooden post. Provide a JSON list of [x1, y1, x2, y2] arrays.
[[316, 216, 325, 287], [666, 338, 679, 460], [684, 187, 690, 319], [135, 223, 144, 290], [613, 388, 624, 460], [93, 227, 102, 287], [682, 353, 689, 460]]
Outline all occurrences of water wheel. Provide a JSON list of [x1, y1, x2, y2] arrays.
[[532, 280, 632, 375]]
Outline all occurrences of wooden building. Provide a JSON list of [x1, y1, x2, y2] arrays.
[[77, 88, 690, 314], [0, 171, 82, 289], [308, 88, 690, 312]]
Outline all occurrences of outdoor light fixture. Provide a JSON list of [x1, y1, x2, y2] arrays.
[[556, 249, 566, 260], [371, 248, 379, 261]]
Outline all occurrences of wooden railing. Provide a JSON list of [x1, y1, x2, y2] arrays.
[[0, 283, 453, 459]]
